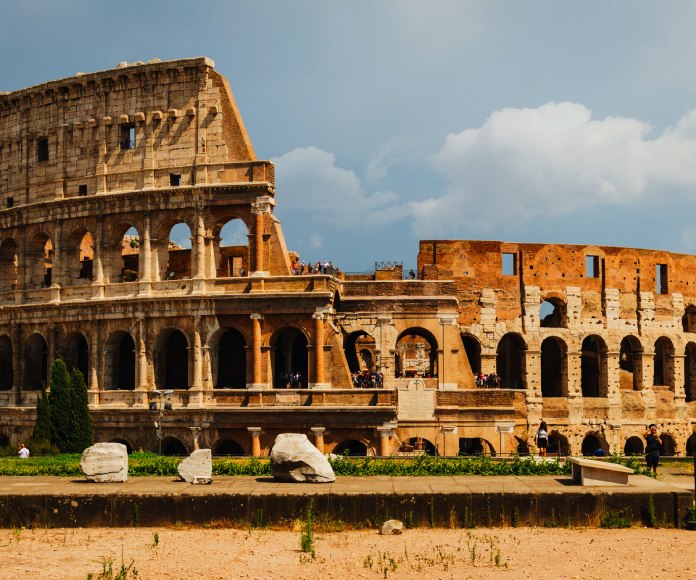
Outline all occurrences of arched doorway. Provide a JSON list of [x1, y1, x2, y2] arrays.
[[0, 335, 13, 391], [0, 238, 18, 291], [581, 335, 607, 397], [0, 433, 9, 448], [333, 440, 368, 456], [215, 328, 247, 388], [581, 433, 607, 456], [653, 337, 675, 389], [540, 298, 567, 328], [659, 434, 676, 457], [162, 437, 188, 456], [157, 330, 189, 389], [62, 332, 89, 380], [620, 336, 642, 390], [25, 334, 48, 390], [686, 433, 696, 457], [344, 331, 376, 373], [683, 305, 696, 333], [496, 333, 526, 389], [63, 229, 94, 284], [405, 437, 437, 455], [105, 331, 135, 390], [624, 436, 644, 456], [685, 342, 696, 402], [458, 438, 495, 456], [215, 217, 249, 277], [548, 431, 569, 456], [109, 438, 134, 454], [541, 336, 566, 396], [214, 439, 245, 456], [27, 232, 53, 288], [461, 334, 481, 374], [395, 328, 438, 378], [273, 327, 308, 388], [159, 222, 192, 280]]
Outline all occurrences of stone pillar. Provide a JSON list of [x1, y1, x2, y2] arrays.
[[377, 426, 394, 457], [92, 216, 105, 299], [250, 313, 264, 389], [12, 323, 22, 405], [253, 207, 264, 275], [438, 315, 458, 390], [88, 321, 100, 405], [50, 220, 62, 303], [190, 316, 203, 406], [96, 117, 109, 193], [136, 314, 149, 393], [312, 313, 326, 388], [47, 324, 59, 385], [138, 213, 152, 296], [311, 427, 325, 453], [248, 427, 262, 457], [495, 423, 515, 457], [192, 209, 207, 294]]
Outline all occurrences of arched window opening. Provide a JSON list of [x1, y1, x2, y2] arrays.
[[64, 229, 94, 284], [541, 337, 566, 397], [62, 332, 89, 380], [540, 298, 567, 328], [461, 334, 481, 374], [659, 434, 676, 457], [496, 333, 525, 389], [109, 439, 134, 454], [156, 330, 189, 390], [273, 327, 308, 388], [653, 337, 675, 389], [162, 222, 192, 280], [581, 335, 607, 397], [105, 332, 136, 390], [686, 433, 696, 457], [343, 331, 376, 374], [214, 439, 245, 456], [162, 437, 188, 456], [395, 328, 438, 378], [620, 336, 643, 391], [28, 233, 53, 288], [682, 305, 696, 333], [215, 328, 247, 388], [0, 238, 18, 291], [581, 433, 608, 456], [685, 343, 696, 402], [624, 436, 644, 456], [458, 438, 495, 457], [401, 436, 437, 455], [0, 336, 13, 391], [107, 225, 140, 283], [25, 334, 48, 390], [215, 218, 249, 278], [333, 439, 368, 456], [548, 431, 569, 456]]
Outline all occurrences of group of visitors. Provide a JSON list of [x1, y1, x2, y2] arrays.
[[278, 371, 306, 389], [474, 372, 501, 387], [291, 260, 337, 276], [351, 370, 384, 388]]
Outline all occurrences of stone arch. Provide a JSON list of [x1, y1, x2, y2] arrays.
[[660, 433, 677, 457], [653, 337, 675, 390], [27, 232, 53, 288], [581, 432, 608, 456], [405, 436, 437, 455], [686, 433, 696, 457], [0, 335, 13, 391], [25, 333, 48, 390], [213, 215, 250, 278], [540, 296, 567, 328], [685, 342, 696, 402], [541, 336, 567, 396], [515, 436, 530, 455], [161, 436, 188, 456], [548, 430, 569, 455], [104, 331, 136, 390], [109, 438, 134, 454], [214, 439, 245, 456], [0, 237, 18, 291], [213, 327, 247, 388], [496, 333, 526, 389], [395, 328, 438, 378], [105, 223, 140, 283], [620, 335, 643, 391], [333, 439, 368, 456], [156, 219, 193, 280], [624, 436, 644, 456], [682, 304, 696, 333], [461, 333, 481, 374], [272, 326, 309, 388], [155, 329, 190, 390], [458, 437, 495, 457], [61, 332, 89, 380], [581, 335, 608, 397], [343, 330, 376, 373], [0, 433, 9, 448], [63, 227, 94, 285]]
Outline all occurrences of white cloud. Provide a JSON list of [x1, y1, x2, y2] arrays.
[[412, 102, 696, 237]]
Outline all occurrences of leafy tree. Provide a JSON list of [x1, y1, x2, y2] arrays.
[[70, 366, 94, 450], [48, 359, 75, 452], [31, 384, 51, 443]]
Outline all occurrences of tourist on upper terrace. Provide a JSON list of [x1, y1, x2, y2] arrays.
[[644, 424, 662, 474], [351, 370, 384, 388]]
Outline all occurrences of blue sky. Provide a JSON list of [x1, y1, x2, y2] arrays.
[[4, 1, 696, 271]]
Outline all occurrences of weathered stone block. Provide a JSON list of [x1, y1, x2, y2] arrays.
[[177, 449, 213, 483], [380, 519, 404, 535], [270, 433, 335, 483], [80, 442, 128, 483]]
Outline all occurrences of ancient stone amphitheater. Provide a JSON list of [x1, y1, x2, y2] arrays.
[[0, 58, 694, 458]]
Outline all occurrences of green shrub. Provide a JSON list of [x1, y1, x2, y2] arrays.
[[600, 509, 632, 528]]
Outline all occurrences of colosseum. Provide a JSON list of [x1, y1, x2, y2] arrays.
[[1, 57, 695, 458]]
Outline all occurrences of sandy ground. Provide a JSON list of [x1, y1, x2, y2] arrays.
[[0, 526, 694, 579]]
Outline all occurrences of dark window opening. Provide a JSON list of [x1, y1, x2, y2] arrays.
[[656, 264, 668, 294], [502, 252, 517, 276], [6, 197, 13, 208], [37, 137, 49, 162], [120, 123, 136, 150], [169, 173, 181, 186], [585, 255, 599, 278], [78, 184, 88, 196]]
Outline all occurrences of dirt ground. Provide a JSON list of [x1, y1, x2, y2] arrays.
[[0, 526, 694, 579]]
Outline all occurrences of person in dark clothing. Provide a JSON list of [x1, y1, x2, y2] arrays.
[[643, 423, 662, 474]]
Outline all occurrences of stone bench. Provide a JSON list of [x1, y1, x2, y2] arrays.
[[568, 457, 634, 486]]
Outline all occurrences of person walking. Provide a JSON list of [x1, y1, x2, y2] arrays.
[[643, 423, 662, 474], [535, 421, 549, 458]]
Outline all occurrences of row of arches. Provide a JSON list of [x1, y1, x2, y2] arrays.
[[462, 332, 696, 400], [0, 216, 250, 291]]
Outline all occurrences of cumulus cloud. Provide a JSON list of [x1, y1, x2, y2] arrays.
[[411, 102, 696, 237]]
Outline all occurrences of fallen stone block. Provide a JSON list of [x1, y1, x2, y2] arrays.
[[192, 476, 212, 485], [80, 442, 128, 483], [177, 449, 213, 483], [380, 519, 404, 535], [270, 433, 336, 483]]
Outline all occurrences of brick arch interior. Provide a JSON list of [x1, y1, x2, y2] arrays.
[[161, 436, 188, 456], [27, 232, 52, 288], [214, 327, 247, 388], [541, 336, 567, 397], [105, 223, 140, 283], [63, 227, 94, 285], [581, 432, 609, 456], [395, 327, 438, 378], [156, 218, 194, 281], [104, 331, 136, 390], [272, 326, 308, 388], [619, 335, 643, 391], [540, 296, 567, 328], [682, 304, 696, 333], [25, 333, 48, 391], [214, 438, 245, 456], [61, 332, 89, 380], [461, 333, 481, 374], [496, 333, 526, 389], [624, 435, 644, 455], [581, 335, 608, 397], [212, 215, 250, 278], [333, 439, 368, 456], [685, 342, 696, 402], [0, 335, 13, 391], [653, 336, 675, 390], [344, 330, 376, 374], [0, 238, 18, 291], [155, 328, 190, 390]]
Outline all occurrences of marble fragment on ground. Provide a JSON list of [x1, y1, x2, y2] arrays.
[[80, 442, 128, 483], [270, 433, 336, 483], [177, 449, 213, 483], [380, 519, 404, 535]]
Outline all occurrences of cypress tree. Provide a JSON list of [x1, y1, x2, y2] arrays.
[[70, 366, 94, 451], [48, 359, 75, 453], [31, 384, 51, 443]]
